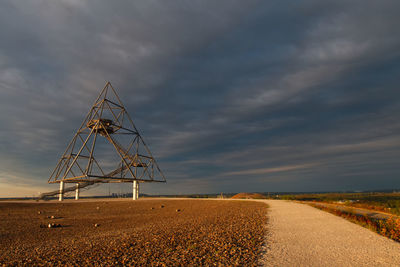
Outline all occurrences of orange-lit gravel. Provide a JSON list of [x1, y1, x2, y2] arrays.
[[0, 199, 267, 266]]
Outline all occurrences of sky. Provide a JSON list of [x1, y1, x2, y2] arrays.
[[0, 0, 400, 197]]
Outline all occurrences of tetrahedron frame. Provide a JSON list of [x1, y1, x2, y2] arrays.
[[48, 81, 166, 185]]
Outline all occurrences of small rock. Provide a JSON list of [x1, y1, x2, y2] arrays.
[[160, 205, 165, 208], [151, 207, 155, 210], [96, 207, 100, 210], [51, 215, 55, 219], [94, 223, 100, 227], [48, 223, 61, 228], [37, 211, 41, 215], [176, 209, 181, 212]]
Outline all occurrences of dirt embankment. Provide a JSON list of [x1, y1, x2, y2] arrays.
[[232, 193, 267, 199], [0, 199, 267, 266]]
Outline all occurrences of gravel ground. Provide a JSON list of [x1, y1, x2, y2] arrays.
[[0, 199, 267, 266], [260, 200, 400, 267]]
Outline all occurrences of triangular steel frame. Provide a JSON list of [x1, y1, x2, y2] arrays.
[[48, 81, 166, 184]]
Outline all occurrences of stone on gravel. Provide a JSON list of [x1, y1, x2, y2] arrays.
[[47, 223, 61, 228]]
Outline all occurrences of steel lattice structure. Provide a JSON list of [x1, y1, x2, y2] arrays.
[[48, 81, 166, 186]]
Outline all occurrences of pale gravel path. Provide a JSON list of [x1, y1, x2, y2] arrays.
[[259, 200, 400, 267]]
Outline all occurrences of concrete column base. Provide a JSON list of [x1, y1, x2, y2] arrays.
[[75, 184, 79, 200], [133, 181, 139, 200], [59, 181, 64, 201]]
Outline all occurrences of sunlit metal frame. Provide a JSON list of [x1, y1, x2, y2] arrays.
[[48, 81, 166, 185]]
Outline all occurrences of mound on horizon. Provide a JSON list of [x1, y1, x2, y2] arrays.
[[231, 193, 267, 199]]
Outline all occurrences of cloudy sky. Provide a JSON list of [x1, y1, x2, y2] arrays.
[[1, 0, 400, 197]]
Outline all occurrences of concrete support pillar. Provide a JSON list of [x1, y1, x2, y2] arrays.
[[59, 181, 64, 201], [136, 182, 139, 200], [133, 180, 139, 200], [75, 184, 79, 200]]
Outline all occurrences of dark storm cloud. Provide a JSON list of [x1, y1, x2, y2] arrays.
[[1, 0, 400, 196]]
